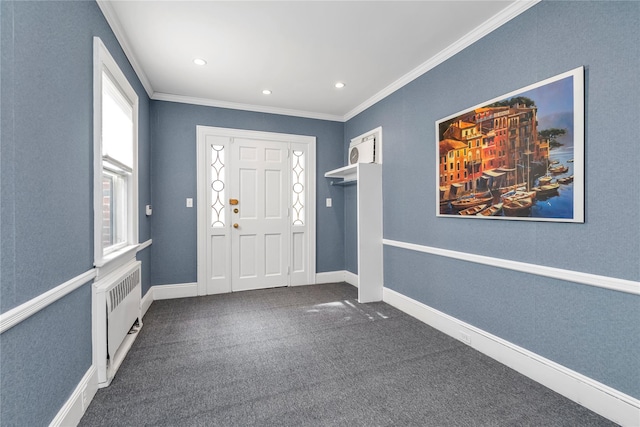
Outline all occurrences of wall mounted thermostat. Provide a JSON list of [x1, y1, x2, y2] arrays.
[[348, 135, 376, 165]]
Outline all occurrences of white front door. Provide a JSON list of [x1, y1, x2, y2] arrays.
[[196, 126, 316, 296], [229, 138, 289, 291]]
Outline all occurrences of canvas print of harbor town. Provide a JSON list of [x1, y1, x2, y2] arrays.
[[437, 67, 584, 222]]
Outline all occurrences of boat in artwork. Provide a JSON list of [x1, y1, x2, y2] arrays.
[[532, 182, 560, 197], [459, 204, 488, 216], [498, 182, 526, 195], [477, 203, 503, 217], [501, 189, 536, 202], [538, 175, 553, 185], [450, 191, 493, 211], [557, 175, 574, 184], [503, 197, 533, 216], [548, 164, 569, 174]]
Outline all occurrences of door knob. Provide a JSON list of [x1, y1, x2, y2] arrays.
[[230, 199, 239, 205], [233, 223, 239, 229]]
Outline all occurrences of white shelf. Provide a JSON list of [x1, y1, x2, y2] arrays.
[[324, 164, 358, 183]]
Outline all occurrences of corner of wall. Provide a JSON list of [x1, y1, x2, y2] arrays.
[[48, 365, 98, 427]]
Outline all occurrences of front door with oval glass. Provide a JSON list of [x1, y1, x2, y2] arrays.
[[196, 127, 316, 295]]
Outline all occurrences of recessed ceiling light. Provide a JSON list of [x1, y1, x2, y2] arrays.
[[335, 82, 346, 89], [262, 89, 272, 95], [193, 58, 207, 66]]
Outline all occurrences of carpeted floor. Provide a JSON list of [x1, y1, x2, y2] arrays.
[[80, 283, 616, 426]]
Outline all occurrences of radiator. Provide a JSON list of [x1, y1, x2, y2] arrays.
[[93, 260, 142, 387]]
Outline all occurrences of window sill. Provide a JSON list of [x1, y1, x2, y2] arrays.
[[95, 243, 139, 279]]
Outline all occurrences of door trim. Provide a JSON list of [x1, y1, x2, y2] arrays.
[[196, 126, 316, 296]]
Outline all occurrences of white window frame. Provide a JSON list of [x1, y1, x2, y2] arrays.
[[93, 37, 139, 275]]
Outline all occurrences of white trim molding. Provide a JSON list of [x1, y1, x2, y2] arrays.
[[49, 365, 98, 427], [141, 287, 154, 318], [0, 269, 96, 334], [344, 270, 358, 288], [383, 239, 640, 296], [139, 283, 199, 318], [343, 0, 540, 121], [137, 238, 152, 252], [99, 0, 539, 123], [152, 283, 199, 301], [315, 270, 359, 288], [95, 1, 154, 97], [315, 271, 347, 284], [153, 92, 343, 122], [383, 287, 640, 426]]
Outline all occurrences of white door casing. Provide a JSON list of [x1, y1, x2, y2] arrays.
[[196, 126, 316, 295]]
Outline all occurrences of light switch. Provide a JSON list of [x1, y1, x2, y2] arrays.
[[186, 198, 193, 208], [326, 198, 332, 208]]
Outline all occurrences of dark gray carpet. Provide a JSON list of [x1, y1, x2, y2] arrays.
[[80, 283, 616, 426]]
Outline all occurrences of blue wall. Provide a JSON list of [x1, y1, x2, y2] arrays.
[[1, 1, 638, 425], [149, 101, 345, 286], [0, 1, 151, 424], [345, 1, 639, 398]]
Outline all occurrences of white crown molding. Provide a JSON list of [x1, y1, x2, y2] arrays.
[[0, 269, 96, 334], [98, 0, 539, 122], [152, 92, 343, 122], [96, 0, 154, 98], [383, 239, 640, 296], [343, 0, 541, 121], [383, 287, 640, 426]]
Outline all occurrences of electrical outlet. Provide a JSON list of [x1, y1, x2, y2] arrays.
[[459, 331, 471, 345], [326, 198, 332, 208]]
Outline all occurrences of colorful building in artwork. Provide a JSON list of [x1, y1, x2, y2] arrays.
[[439, 138, 469, 198], [438, 102, 547, 200]]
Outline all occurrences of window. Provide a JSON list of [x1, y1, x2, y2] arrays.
[[291, 150, 305, 226], [93, 37, 138, 267], [210, 144, 225, 228]]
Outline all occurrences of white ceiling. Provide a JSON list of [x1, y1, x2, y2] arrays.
[[99, 1, 538, 121]]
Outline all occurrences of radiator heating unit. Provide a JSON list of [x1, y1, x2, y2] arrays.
[[93, 260, 142, 387]]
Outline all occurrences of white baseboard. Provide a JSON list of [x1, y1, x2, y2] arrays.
[[141, 287, 154, 318], [382, 287, 640, 426], [344, 271, 358, 287], [315, 271, 347, 284], [315, 270, 359, 288], [151, 282, 198, 301], [49, 365, 97, 427], [139, 282, 203, 320]]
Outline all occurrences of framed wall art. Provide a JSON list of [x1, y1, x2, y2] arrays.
[[436, 66, 584, 222]]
